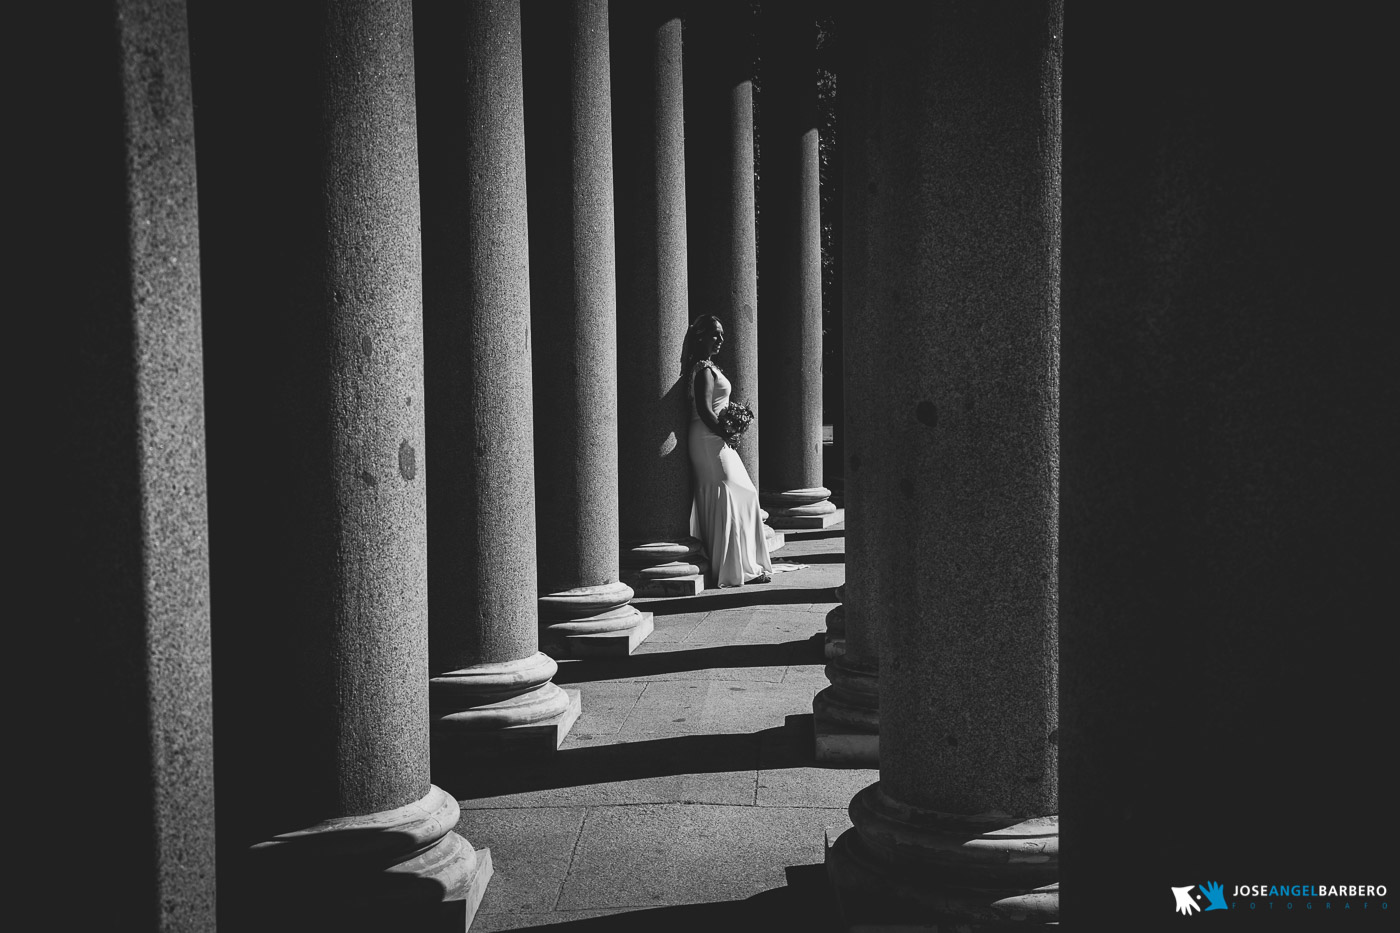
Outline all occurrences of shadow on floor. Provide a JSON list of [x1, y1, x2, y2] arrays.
[[637, 586, 838, 615], [436, 730, 767, 799], [490, 864, 843, 932], [436, 715, 836, 799], [553, 636, 826, 684]]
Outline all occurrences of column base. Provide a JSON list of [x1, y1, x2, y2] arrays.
[[813, 721, 878, 766], [769, 507, 843, 530], [627, 573, 705, 597], [826, 783, 1059, 929], [447, 847, 493, 932], [621, 538, 709, 596], [245, 786, 494, 933], [434, 687, 581, 758], [813, 659, 879, 766], [540, 582, 654, 656], [762, 487, 840, 528], [824, 604, 846, 659], [431, 653, 580, 755], [546, 609, 655, 657]]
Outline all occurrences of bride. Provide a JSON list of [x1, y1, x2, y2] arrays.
[[685, 315, 772, 587]]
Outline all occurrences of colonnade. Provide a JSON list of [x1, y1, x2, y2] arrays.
[[62, 0, 1397, 927], [71, 0, 1064, 928]]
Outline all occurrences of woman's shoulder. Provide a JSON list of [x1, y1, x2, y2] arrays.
[[692, 358, 719, 377]]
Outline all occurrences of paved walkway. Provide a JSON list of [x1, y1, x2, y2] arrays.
[[441, 521, 870, 931]]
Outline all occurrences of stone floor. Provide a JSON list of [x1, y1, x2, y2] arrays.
[[436, 519, 871, 931]]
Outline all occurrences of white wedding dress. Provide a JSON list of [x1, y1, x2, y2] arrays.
[[687, 360, 772, 587]]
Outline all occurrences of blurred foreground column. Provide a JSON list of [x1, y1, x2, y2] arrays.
[[1059, 6, 1393, 923], [524, 0, 653, 656], [826, 3, 1062, 927], [67, 1, 216, 926]]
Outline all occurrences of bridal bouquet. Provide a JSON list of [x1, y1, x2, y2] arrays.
[[718, 401, 754, 448]]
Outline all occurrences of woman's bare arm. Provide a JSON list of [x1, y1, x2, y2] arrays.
[[693, 365, 728, 437]]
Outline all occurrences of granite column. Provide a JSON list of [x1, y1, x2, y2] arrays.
[[813, 25, 877, 765], [417, 0, 581, 751], [757, 3, 836, 529], [826, 3, 1062, 927], [522, 0, 653, 657], [1060, 7, 1393, 921], [611, 3, 708, 596], [684, 0, 782, 553], [190, 1, 491, 927], [63, 2, 215, 925]]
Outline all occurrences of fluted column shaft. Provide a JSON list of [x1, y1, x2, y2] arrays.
[[522, 0, 652, 655], [612, 3, 708, 595], [64, 2, 215, 926], [190, 1, 488, 927], [418, 0, 577, 742], [827, 3, 1062, 927], [757, 3, 834, 528]]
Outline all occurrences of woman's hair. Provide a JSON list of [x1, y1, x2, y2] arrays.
[[683, 315, 724, 372]]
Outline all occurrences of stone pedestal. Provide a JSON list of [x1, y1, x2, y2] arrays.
[[524, 0, 651, 656], [538, 580, 655, 657], [826, 4, 1062, 927], [612, 4, 709, 597], [432, 654, 583, 755], [764, 488, 840, 529], [63, 3, 215, 925], [827, 794, 1058, 928], [417, 0, 577, 755], [191, 2, 490, 926], [249, 788, 495, 932], [758, 4, 835, 528], [622, 541, 707, 597]]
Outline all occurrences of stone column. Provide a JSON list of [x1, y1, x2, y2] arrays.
[[522, 0, 653, 657], [611, 2, 708, 596], [1059, 8, 1393, 921], [757, 3, 836, 529], [826, 3, 1062, 928], [684, 0, 783, 554], [62, 2, 215, 926], [417, 0, 581, 751], [189, 2, 491, 928], [813, 26, 876, 766]]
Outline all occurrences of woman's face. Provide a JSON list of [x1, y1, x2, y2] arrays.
[[703, 325, 724, 356]]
